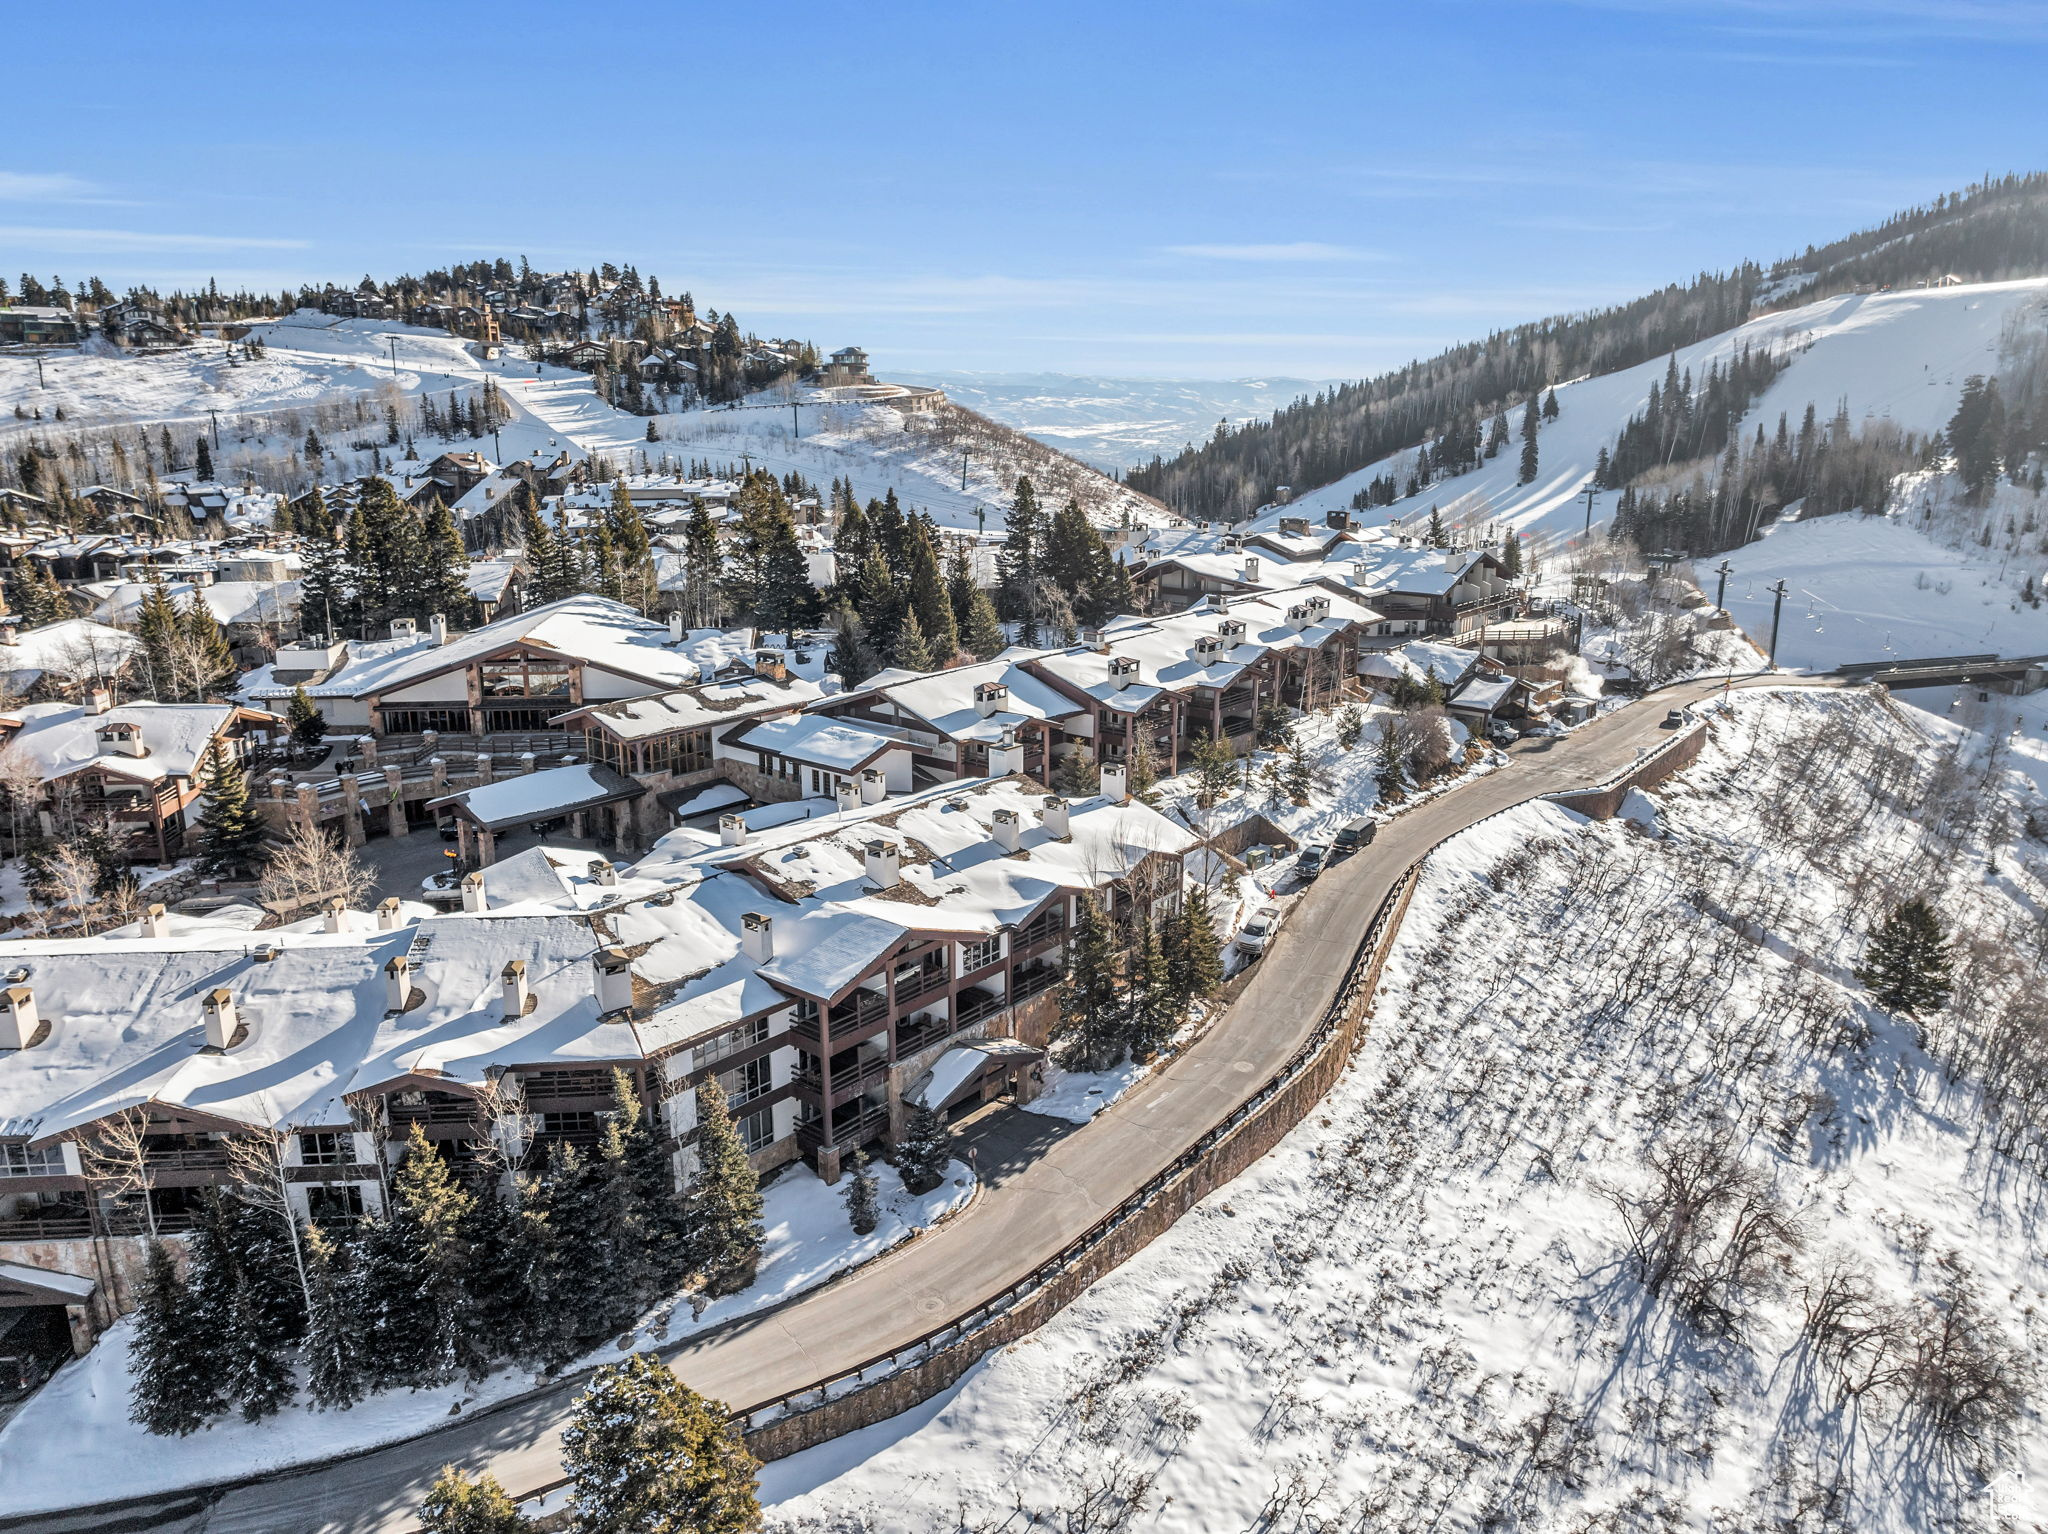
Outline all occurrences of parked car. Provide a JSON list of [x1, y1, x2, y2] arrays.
[[1294, 844, 1329, 882], [1661, 708, 1688, 728], [1237, 905, 1282, 957], [1332, 818, 1376, 855]]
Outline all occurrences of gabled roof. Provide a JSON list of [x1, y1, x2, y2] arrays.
[[0, 700, 254, 783]]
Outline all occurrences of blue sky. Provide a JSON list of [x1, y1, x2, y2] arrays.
[[6, 1, 2045, 377]]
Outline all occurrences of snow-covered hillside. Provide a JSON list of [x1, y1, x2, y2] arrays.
[[891, 372, 1334, 471], [0, 315, 1166, 533], [1286, 279, 2048, 548], [768, 689, 2048, 1534]]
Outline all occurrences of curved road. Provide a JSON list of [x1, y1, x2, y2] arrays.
[[4, 675, 1812, 1534]]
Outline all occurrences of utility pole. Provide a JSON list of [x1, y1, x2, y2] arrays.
[[387, 336, 398, 378], [1581, 483, 1599, 537], [36, 356, 46, 389], [1714, 558, 1734, 610], [790, 397, 800, 439], [961, 450, 970, 491], [208, 409, 221, 451], [1767, 579, 1789, 669]]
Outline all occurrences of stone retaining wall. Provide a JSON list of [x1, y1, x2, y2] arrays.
[[1543, 720, 1706, 821]]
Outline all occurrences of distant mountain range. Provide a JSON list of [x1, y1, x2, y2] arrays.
[[890, 372, 1336, 472]]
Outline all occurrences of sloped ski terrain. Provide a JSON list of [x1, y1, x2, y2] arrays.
[[768, 689, 2048, 1534]]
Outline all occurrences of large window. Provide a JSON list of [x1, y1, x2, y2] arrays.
[[298, 1132, 352, 1167], [0, 1142, 64, 1177], [479, 658, 573, 698], [959, 935, 1002, 974], [695, 1017, 770, 1072], [304, 1185, 366, 1225], [719, 1057, 774, 1110], [637, 728, 711, 777], [738, 1107, 776, 1153], [380, 707, 471, 735]]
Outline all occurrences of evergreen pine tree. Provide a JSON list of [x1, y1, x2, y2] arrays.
[[194, 435, 213, 481], [960, 581, 1005, 661], [135, 575, 183, 700], [685, 1079, 764, 1297], [418, 1466, 532, 1534], [997, 476, 1045, 633], [178, 592, 238, 699], [559, 1352, 760, 1534], [303, 1222, 370, 1411], [614, 1069, 692, 1303], [825, 601, 880, 689], [1167, 884, 1224, 1007], [418, 500, 472, 624], [456, 1177, 546, 1369], [1425, 506, 1447, 547], [298, 494, 356, 640], [390, 1124, 482, 1384], [681, 496, 724, 628], [1542, 387, 1560, 421], [1052, 743, 1099, 797], [754, 511, 818, 637], [1485, 408, 1509, 459], [1125, 919, 1176, 1062], [843, 1148, 879, 1236], [286, 685, 326, 756], [1058, 894, 1125, 1071], [193, 743, 268, 880], [890, 606, 934, 671], [904, 525, 959, 661], [1855, 897, 1954, 1017], [128, 1239, 226, 1435], [895, 1103, 952, 1196], [1519, 396, 1541, 485], [851, 548, 902, 660], [204, 1195, 303, 1421], [1335, 703, 1365, 751]]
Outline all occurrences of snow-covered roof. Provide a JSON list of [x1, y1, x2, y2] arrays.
[[730, 714, 906, 771], [1449, 674, 1515, 712], [90, 579, 300, 628], [432, 762, 643, 831], [0, 700, 251, 783], [0, 619, 140, 682], [566, 672, 823, 742], [850, 654, 1081, 743]]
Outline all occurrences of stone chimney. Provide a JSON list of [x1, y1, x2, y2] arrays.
[[376, 896, 403, 930], [859, 766, 887, 805], [322, 897, 348, 933], [863, 839, 900, 888], [430, 613, 449, 646], [141, 902, 170, 939], [1275, 484, 1294, 504], [83, 686, 112, 717], [0, 618, 16, 645], [0, 986, 38, 1050], [1100, 762, 1129, 804], [752, 650, 788, 682], [593, 947, 634, 1015], [501, 959, 530, 1017], [719, 813, 748, 847], [973, 681, 1009, 717], [991, 807, 1022, 853], [835, 780, 860, 815], [461, 870, 487, 913], [1040, 790, 1073, 839], [741, 911, 774, 963], [384, 955, 412, 1013], [202, 988, 238, 1049]]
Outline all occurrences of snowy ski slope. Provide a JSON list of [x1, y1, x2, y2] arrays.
[[1285, 277, 2048, 546]]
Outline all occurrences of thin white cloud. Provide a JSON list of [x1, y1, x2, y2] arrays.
[[0, 226, 310, 252], [1164, 242, 1378, 262], [0, 173, 100, 202]]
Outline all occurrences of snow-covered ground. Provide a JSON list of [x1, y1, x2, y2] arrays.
[[766, 689, 2048, 1533], [1284, 278, 2048, 549], [0, 1157, 974, 1514], [891, 372, 1334, 471], [0, 314, 1163, 534]]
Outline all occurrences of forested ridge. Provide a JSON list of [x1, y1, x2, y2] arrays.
[[1126, 175, 2048, 523]]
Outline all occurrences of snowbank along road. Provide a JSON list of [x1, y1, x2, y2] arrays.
[[0, 674, 1828, 1534]]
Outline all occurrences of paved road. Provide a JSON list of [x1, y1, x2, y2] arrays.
[[4, 676, 1812, 1534]]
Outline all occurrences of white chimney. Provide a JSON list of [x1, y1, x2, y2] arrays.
[[593, 947, 634, 1015], [83, 686, 112, 717], [96, 720, 146, 758], [385, 955, 413, 1013], [376, 896, 403, 930], [430, 613, 449, 646], [588, 858, 619, 887], [1108, 656, 1140, 690], [1242, 556, 1261, 584], [860, 767, 887, 805], [0, 986, 38, 1050], [741, 910, 774, 963], [991, 807, 1022, 853], [322, 897, 348, 933], [719, 814, 748, 847], [864, 839, 900, 888], [461, 870, 487, 913], [141, 902, 170, 939], [667, 611, 685, 642], [501, 958, 530, 1017], [202, 988, 238, 1049], [1040, 795, 1071, 838], [1100, 762, 1129, 804], [988, 729, 1026, 777], [834, 780, 860, 815], [973, 681, 1009, 717], [1444, 549, 1461, 572]]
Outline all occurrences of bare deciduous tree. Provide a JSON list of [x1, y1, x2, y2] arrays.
[[257, 820, 371, 917]]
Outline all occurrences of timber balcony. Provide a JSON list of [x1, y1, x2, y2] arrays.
[[795, 1052, 891, 1108], [796, 1102, 890, 1152], [1009, 960, 1064, 1005]]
